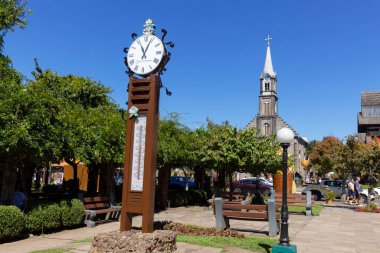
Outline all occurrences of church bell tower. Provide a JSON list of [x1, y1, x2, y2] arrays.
[[258, 35, 278, 136]]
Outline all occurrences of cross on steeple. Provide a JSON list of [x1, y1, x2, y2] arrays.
[[265, 34, 272, 46]]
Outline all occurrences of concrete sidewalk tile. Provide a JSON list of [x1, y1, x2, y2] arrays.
[[357, 245, 380, 253], [175, 242, 221, 253], [334, 240, 356, 247]]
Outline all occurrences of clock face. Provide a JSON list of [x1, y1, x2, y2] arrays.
[[264, 74, 270, 80], [127, 35, 165, 76]]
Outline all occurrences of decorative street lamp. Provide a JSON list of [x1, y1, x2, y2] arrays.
[[273, 127, 297, 253]]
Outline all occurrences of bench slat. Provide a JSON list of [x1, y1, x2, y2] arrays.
[[84, 202, 110, 210], [222, 204, 268, 211], [83, 197, 109, 203], [223, 210, 269, 220], [93, 208, 120, 214]]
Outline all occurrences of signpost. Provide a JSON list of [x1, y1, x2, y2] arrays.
[[120, 20, 173, 233]]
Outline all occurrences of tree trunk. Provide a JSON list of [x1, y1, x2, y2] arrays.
[[181, 168, 190, 191], [156, 164, 170, 210], [19, 159, 35, 196], [87, 165, 99, 196], [35, 168, 41, 192], [194, 166, 203, 189], [105, 163, 115, 204], [228, 171, 233, 200], [0, 157, 17, 204]]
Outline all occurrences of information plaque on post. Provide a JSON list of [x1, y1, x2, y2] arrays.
[[120, 19, 174, 233]]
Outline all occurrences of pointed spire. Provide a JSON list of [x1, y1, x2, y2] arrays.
[[263, 35, 275, 77]]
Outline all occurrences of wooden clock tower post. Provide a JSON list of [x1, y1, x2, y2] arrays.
[[120, 19, 174, 233]]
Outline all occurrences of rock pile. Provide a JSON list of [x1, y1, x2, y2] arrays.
[[89, 230, 177, 253]]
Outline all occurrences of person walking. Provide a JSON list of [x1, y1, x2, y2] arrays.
[[354, 177, 361, 206], [346, 178, 355, 205]]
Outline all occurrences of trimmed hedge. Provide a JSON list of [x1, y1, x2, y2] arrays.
[[0, 205, 26, 240], [1, 198, 85, 239], [26, 202, 61, 233], [60, 199, 85, 227]]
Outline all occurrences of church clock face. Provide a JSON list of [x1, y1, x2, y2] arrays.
[[127, 35, 165, 76]]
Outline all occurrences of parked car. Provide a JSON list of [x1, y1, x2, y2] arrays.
[[169, 176, 195, 190], [302, 180, 375, 203], [231, 177, 273, 196], [372, 186, 380, 197]]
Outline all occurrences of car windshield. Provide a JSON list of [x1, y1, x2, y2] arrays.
[[260, 179, 272, 185]]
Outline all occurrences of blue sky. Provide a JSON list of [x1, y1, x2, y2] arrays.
[[4, 0, 380, 141]]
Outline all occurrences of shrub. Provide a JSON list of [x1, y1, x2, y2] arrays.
[[0, 205, 26, 240], [167, 189, 208, 207], [60, 199, 85, 227], [168, 190, 187, 207], [26, 202, 61, 233], [323, 189, 336, 200], [370, 202, 378, 210]]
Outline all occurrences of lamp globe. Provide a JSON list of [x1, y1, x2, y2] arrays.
[[276, 128, 294, 144]]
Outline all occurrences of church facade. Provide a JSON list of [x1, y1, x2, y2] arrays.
[[246, 37, 308, 183]]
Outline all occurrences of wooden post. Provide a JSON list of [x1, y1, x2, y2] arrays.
[[120, 75, 160, 233]]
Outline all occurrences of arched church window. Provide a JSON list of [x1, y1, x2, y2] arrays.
[[264, 123, 270, 136], [264, 102, 270, 115], [265, 82, 270, 91]]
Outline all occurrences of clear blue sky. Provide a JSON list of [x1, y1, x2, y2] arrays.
[[4, 0, 380, 141]]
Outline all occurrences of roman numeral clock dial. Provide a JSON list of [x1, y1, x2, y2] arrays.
[[127, 35, 165, 76]]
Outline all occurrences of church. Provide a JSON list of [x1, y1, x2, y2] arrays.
[[246, 36, 308, 184]]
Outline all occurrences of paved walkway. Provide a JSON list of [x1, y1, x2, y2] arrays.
[[0, 204, 379, 253]]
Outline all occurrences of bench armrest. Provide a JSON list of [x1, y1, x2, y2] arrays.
[[85, 209, 97, 217]]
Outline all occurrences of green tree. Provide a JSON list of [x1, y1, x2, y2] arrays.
[[309, 136, 343, 177], [200, 122, 281, 197], [156, 113, 191, 209], [0, 56, 27, 203], [0, 0, 29, 202], [0, 0, 29, 50], [27, 67, 125, 196]]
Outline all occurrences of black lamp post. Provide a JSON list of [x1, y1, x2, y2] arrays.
[[273, 127, 297, 253]]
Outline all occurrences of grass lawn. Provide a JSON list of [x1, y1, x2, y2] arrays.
[[286, 204, 324, 216], [72, 237, 93, 243], [29, 248, 74, 253], [177, 235, 277, 252]]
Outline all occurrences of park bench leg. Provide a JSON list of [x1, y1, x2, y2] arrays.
[[84, 210, 96, 228], [224, 217, 230, 229], [306, 191, 312, 216], [268, 189, 279, 236], [214, 197, 227, 229]]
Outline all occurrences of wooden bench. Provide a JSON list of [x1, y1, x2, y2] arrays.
[[83, 197, 121, 227], [209, 193, 249, 215], [275, 192, 314, 216], [214, 192, 280, 236]]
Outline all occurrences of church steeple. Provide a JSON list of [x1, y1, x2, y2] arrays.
[[262, 35, 276, 77], [258, 35, 278, 128]]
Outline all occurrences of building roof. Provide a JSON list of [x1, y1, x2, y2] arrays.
[[361, 91, 380, 106]]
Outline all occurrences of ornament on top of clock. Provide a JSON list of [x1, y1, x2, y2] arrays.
[[123, 19, 174, 79]]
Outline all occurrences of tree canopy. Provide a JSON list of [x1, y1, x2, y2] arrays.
[[309, 135, 380, 180], [0, 0, 29, 51]]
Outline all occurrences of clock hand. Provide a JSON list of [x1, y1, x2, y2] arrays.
[[136, 40, 146, 59], [142, 38, 154, 59]]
